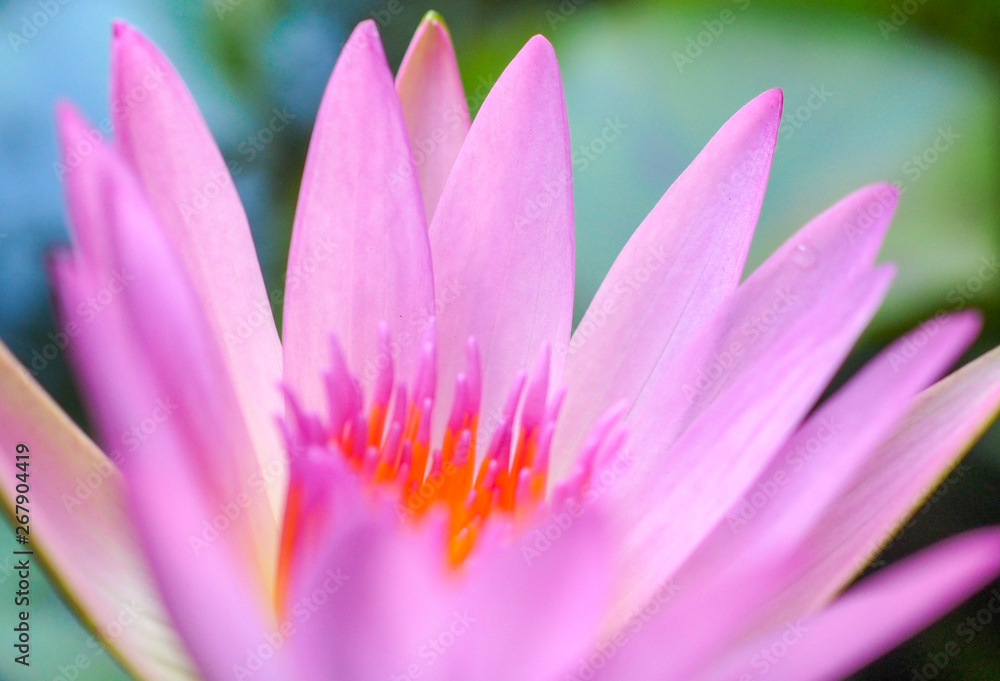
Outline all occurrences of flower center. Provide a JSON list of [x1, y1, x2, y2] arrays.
[[274, 321, 626, 611]]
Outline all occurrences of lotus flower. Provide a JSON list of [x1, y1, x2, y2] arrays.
[[2, 12, 1000, 681]]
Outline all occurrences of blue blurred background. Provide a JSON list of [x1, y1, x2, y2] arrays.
[[1, 0, 999, 678]]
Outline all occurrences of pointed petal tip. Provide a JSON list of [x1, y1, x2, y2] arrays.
[[410, 10, 455, 52], [110, 19, 168, 98], [755, 87, 784, 110], [493, 35, 560, 98], [859, 180, 900, 208], [731, 88, 783, 138], [493, 35, 557, 79], [54, 100, 92, 147], [947, 308, 984, 338], [54, 101, 106, 151], [337, 19, 389, 72], [111, 19, 148, 48], [790, 182, 900, 271], [420, 10, 447, 29], [873, 180, 901, 201], [524, 34, 557, 60], [765, 87, 783, 115], [54, 98, 78, 123], [401, 9, 458, 74], [350, 18, 383, 45], [876, 525, 1000, 606], [851, 181, 901, 239]]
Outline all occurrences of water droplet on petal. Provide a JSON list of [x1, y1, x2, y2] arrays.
[[792, 243, 817, 269]]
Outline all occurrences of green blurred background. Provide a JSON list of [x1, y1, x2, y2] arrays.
[[1, 0, 999, 678]]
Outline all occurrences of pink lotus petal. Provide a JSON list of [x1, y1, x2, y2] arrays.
[[676, 312, 981, 582], [111, 22, 286, 519], [447, 505, 613, 681], [429, 35, 574, 447], [762, 341, 1000, 624], [594, 185, 902, 627], [605, 266, 894, 629], [283, 20, 435, 412], [80, 146, 297, 680], [0, 342, 198, 681], [552, 89, 781, 479], [700, 528, 1000, 681], [396, 11, 470, 224], [290, 502, 612, 681], [287, 512, 459, 681], [126, 426, 299, 681], [56, 102, 114, 268], [626, 183, 899, 453], [51, 105, 154, 452], [97, 146, 279, 591], [587, 558, 796, 681], [47, 251, 142, 453]]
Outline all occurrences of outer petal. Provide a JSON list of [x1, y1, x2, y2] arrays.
[[51, 104, 157, 454], [98, 142, 278, 590], [604, 267, 893, 628], [0, 343, 197, 681], [48, 104, 132, 446], [53, 105, 279, 587], [762, 342, 1000, 624], [552, 89, 781, 479], [587, 558, 795, 681], [675, 312, 980, 580], [283, 20, 435, 411], [447, 506, 613, 681], [125, 428, 299, 681], [625, 183, 898, 454], [429, 35, 574, 446], [56, 102, 114, 266], [110, 22, 285, 518], [290, 503, 611, 681], [47, 251, 140, 454], [596, 184, 900, 627], [286, 515, 447, 681], [700, 529, 1000, 681], [83, 145, 295, 680], [53, 109, 282, 674], [396, 11, 470, 224]]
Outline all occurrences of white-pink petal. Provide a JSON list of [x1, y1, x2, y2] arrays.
[[675, 312, 981, 587], [429, 35, 574, 448], [283, 20, 435, 412], [700, 529, 1000, 681], [553, 88, 781, 479], [396, 11, 470, 225], [110, 22, 286, 520], [0, 342, 198, 681], [605, 267, 894, 628]]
